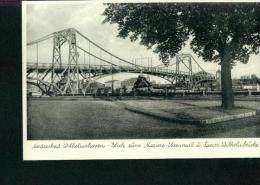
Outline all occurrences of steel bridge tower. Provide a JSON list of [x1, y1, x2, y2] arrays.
[[51, 28, 80, 95], [26, 28, 215, 96], [176, 54, 194, 89]]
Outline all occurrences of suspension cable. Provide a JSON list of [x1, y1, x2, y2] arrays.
[[76, 45, 116, 66], [75, 30, 144, 68], [27, 33, 54, 46]]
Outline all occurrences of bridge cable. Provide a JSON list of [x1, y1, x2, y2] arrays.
[[75, 30, 143, 68], [27, 33, 54, 46], [190, 55, 207, 73], [76, 45, 117, 66]]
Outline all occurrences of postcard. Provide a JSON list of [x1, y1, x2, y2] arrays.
[[23, 1, 260, 160]]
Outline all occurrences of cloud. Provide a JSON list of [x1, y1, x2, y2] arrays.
[[25, 2, 260, 78]]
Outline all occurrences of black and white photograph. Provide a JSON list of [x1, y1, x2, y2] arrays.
[[3, 1, 260, 184], [23, 1, 260, 159]]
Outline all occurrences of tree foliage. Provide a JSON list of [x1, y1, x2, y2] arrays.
[[103, 3, 260, 108], [103, 3, 260, 65]]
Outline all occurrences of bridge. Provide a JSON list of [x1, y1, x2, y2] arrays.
[[26, 28, 215, 96]]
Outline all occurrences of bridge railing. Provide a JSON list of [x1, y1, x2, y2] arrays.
[[27, 62, 214, 78]]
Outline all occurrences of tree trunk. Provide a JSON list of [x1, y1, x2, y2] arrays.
[[220, 52, 234, 109]]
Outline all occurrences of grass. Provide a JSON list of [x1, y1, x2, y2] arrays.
[[27, 97, 260, 139]]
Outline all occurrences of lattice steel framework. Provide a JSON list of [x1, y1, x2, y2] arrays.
[[50, 28, 80, 94], [26, 28, 215, 96]]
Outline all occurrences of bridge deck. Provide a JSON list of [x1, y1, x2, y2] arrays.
[[27, 62, 215, 79]]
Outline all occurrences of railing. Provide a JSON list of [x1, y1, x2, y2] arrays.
[[29, 91, 260, 97], [27, 62, 215, 79]]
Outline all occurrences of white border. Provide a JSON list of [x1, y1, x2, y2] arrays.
[[22, 2, 28, 160], [23, 1, 260, 160]]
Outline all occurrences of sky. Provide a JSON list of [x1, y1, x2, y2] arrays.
[[25, 1, 260, 79]]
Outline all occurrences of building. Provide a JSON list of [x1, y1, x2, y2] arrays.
[[232, 75, 260, 92], [121, 78, 137, 93], [83, 81, 105, 94], [105, 80, 122, 92]]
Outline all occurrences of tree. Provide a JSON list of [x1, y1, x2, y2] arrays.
[[251, 74, 259, 84], [103, 3, 260, 109], [251, 74, 258, 80]]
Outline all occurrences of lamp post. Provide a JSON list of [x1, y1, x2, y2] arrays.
[[111, 65, 114, 95]]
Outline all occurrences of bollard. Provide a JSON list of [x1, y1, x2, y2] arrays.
[[248, 90, 251, 96]]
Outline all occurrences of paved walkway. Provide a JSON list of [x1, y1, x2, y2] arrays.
[[121, 99, 260, 111], [121, 100, 259, 124]]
